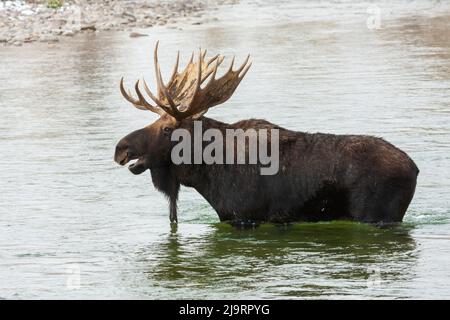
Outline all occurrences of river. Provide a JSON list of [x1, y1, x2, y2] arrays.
[[0, 0, 449, 299]]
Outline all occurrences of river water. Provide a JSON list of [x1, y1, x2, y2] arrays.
[[1, 0, 450, 299]]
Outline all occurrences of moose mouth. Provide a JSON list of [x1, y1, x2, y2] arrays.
[[127, 157, 147, 175], [116, 153, 147, 175], [127, 157, 142, 168]]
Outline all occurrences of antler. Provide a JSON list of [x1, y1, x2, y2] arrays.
[[120, 41, 252, 120]]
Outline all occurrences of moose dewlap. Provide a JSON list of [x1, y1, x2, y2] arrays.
[[114, 42, 419, 224]]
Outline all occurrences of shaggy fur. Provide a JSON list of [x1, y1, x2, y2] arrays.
[[115, 116, 419, 224]]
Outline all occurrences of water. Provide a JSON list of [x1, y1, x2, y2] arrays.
[[1, 0, 450, 299]]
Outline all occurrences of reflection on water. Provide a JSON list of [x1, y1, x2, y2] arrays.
[[1, 0, 450, 298], [136, 223, 417, 299]]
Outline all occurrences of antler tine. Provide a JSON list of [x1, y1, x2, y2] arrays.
[[134, 80, 164, 114], [196, 47, 202, 90], [205, 57, 220, 88], [236, 54, 251, 74], [201, 55, 224, 84], [202, 49, 207, 60], [120, 77, 138, 104], [207, 54, 219, 66], [227, 56, 235, 73], [169, 51, 180, 84], [153, 41, 162, 97], [142, 79, 171, 112], [239, 59, 252, 79], [120, 77, 159, 112], [142, 79, 162, 105]]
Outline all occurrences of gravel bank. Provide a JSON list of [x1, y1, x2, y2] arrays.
[[0, 0, 224, 46]]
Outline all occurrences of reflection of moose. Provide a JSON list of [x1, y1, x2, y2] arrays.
[[114, 42, 419, 224], [136, 224, 417, 298]]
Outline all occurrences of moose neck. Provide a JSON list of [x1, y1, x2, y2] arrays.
[[170, 117, 232, 214], [173, 116, 229, 189], [150, 117, 230, 221]]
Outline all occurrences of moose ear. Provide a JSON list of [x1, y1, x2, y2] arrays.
[[191, 110, 208, 119], [178, 105, 188, 112], [177, 104, 206, 120]]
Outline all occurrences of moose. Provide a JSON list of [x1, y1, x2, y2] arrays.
[[114, 42, 419, 224]]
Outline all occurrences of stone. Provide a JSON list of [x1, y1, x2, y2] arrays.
[[122, 12, 136, 23], [48, 18, 67, 30], [129, 32, 148, 38], [21, 9, 34, 16], [62, 30, 74, 36], [80, 24, 96, 31], [39, 35, 59, 43]]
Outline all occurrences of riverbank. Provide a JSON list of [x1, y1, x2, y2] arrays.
[[0, 0, 224, 46]]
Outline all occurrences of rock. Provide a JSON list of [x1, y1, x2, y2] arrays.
[[39, 35, 59, 43], [46, 18, 66, 32], [22, 33, 38, 43], [11, 32, 28, 42], [122, 11, 136, 23], [62, 30, 75, 36], [129, 32, 148, 38], [21, 9, 34, 16], [80, 24, 96, 31]]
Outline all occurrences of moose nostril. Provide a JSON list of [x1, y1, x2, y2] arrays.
[[124, 153, 129, 162], [118, 151, 128, 165]]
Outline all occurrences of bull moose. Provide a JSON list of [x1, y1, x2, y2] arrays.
[[114, 42, 419, 224]]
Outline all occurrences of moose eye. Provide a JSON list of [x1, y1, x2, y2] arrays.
[[163, 127, 173, 135]]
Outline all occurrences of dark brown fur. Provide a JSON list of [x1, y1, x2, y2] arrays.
[[114, 115, 419, 224]]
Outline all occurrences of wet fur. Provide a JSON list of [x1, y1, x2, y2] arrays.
[[150, 117, 419, 223]]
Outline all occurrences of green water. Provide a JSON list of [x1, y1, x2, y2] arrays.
[[131, 221, 421, 299]]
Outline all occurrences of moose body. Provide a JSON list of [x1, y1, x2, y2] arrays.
[[114, 43, 418, 224], [117, 116, 418, 223]]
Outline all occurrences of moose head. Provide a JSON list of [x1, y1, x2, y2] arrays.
[[114, 42, 251, 175], [114, 42, 251, 222]]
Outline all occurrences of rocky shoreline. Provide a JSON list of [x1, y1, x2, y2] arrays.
[[0, 0, 224, 46]]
